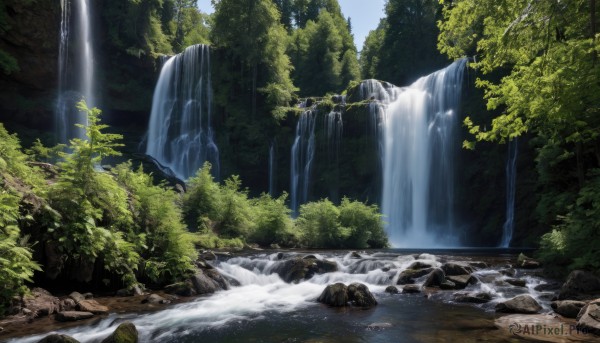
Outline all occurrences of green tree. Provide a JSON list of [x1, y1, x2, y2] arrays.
[[250, 193, 295, 246]]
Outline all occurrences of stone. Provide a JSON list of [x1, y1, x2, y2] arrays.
[[37, 334, 80, 343], [76, 299, 109, 315], [517, 253, 541, 269], [558, 270, 600, 301], [495, 295, 542, 314], [55, 311, 94, 322], [454, 292, 492, 304], [101, 322, 138, 343], [23, 288, 60, 318], [165, 281, 195, 297], [576, 298, 600, 335], [191, 270, 222, 295], [317, 283, 348, 307], [142, 294, 170, 305], [83, 293, 94, 299], [347, 283, 377, 307], [200, 251, 217, 261], [441, 262, 473, 276], [68, 292, 85, 303], [534, 282, 561, 292], [446, 274, 477, 289], [396, 268, 432, 285], [385, 286, 399, 294], [402, 285, 422, 294], [350, 251, 362, 259], [408, 261, 437, 270], [500, 269, 516, 277], [423, 268, 445, 287], [440, 280, 457, 290], [60, 298, 76, 312], [468, 261, 489, 269], [273, 257, 338, 283], [551, 300, 586, 318], [505, 278, 527, 287], [204, 269, 230, 290]]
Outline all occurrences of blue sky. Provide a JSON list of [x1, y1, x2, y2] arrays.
[[196, 0, 386, 51]]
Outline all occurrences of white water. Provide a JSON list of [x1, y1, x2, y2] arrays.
[[146, 45, 220, 180], [11, 251, 554, 343], [56, 0, 94, 143], [290, 102, 317, 215], [360, 60, 467, 248], [500, 139, 518, 248]]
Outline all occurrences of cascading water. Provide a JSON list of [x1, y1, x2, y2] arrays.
[[500, 138, 518, 248], [146, 44, 220, 180], [360, 59, 467, 248], [290, 102, 317, 215], [324, 98, 344, 165], [56, 0, 95, 143]]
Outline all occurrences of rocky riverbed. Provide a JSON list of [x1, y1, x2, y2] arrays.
[[3, 250, 600, 342]]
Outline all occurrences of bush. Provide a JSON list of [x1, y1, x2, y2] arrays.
[[250, 193, 296, 247], [339, 198, 388, 249], [183, 162, 222, 231], [296, 199, 344, 248], [216, 175, 254, 238]]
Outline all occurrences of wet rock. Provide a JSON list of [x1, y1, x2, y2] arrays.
[[408, 261, 437, 270], [446, 274, 477, 289], [55, 311, 94, 322], [495, 295, 542, 314], [468, 261, 489, 269], [350, 251, 362, 259], [204, 269, 230, 290], [576, 298, 600, 335], [385, 286, 399, 294], [59, 298, 76, 312], [454, 292, 492, 304], [441, 262, 473, 276], [115, 285, 144, 297], [165, 281, 195, 297], [276, 252, 284, 260], [317, 283, 348, 307], [23, 288, 60, 318], [101, 322, 138, 343], [551, 300, 586, 318], [347, 283, 377, 307], [68, 292, 85, 303], [534, 282, 561, 292], [396, 268, 432, 285], [274, 257, 338, 283], [76, 299, 109, 315], [423, 268, 446, 287], [517, 253, 540, 269], [191, 270, 222, 295], [200, 251, 217, 261], [440, 280, 457, 290], [558, 270, 600, 301], [505, 278, 527, 287], [303, 254, 318, 260], [142, 294, 170, 305], [402, 285, 422, 294], [500, 269, 516, 277], [37, 334, 80, 343]]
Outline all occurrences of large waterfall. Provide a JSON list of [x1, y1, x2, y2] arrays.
[[361, 59, 467, 247], [56, 0, 95, 143], [500, 138, 518, 248], [146, 44, 220, 181], [290, 102, 317, 215]]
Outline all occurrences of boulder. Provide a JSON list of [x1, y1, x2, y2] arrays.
[[517, 253, 540, 269], [115, 285, 144, 297], [495, 295, 542, 314], [558, 270, 600, 301], [551, 300, 586, 318], [200, 251, 217, 261], [500, 269, 516, 277], [68, 292, 85, 303], [55, 311, 94, 322], [317, 283, 348, 307], [441, 262, 473, 276], [468, 261, 489, 269], [402, 285, 422, 294], [23, 288, 60, 318], [76, 299, 109, 315], [576, 299, 600, 335], [60, 298, 76, 312], [446, 274, 477, 289], [37, 334, 80, 343], [274, 257, 338, 283], [534, 282, 561, 292], [165, 281, 195, 297], [191, 270, 222, 295], [505, 278, 527, 287], [423, 268, 445, 287], [101, 322, 138, 343], [347, 283, 377, 307], [142, 294, 170, 305], [454, 292, 492, 304], [385, 286, 399, 294], [350, 251, 362, 259], [440, 280, 457, 290], [396, 268, 432, 285], [408, 261, 437, 270], [204, 269, 230, 290]]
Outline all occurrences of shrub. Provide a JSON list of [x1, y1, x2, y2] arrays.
[[296, 199, 344, 248], [250, 193, 296, 247], [339, 198, 388, 249], [183, 162, 222, 231]]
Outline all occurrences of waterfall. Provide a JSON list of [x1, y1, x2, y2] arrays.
[[359, 59, 467, 247], [269, 141, 276, 197], [500, 138, 518, 248], [290, 102, 317, 215], [56, 0, 95, 143], [146, 44, 220, 181], [324, 97, 344, 164]]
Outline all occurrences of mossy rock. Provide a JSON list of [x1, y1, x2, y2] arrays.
[[101, 322, 138, 343]]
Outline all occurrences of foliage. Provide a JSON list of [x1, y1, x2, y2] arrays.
[[338, 198, 387, 249], [190, 232, 244, 249], [250, 193, 296, 247]]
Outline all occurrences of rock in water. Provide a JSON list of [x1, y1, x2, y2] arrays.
[[101, 322, 138, 343], [402, 285, 422, 294], [385, 286, 399, 294], [76, 299, 109, 315], [165, 281, 195, 296], [317, 283, 348, 307], [454, 292, 492, 304], [576, 298, 600, 335], [55, 311, 94, 322], [423, 268, 445, 287], [558, 270, 600, 301], [495, 295, 542, 314], [441, 262, 473, 276], [396, 268, 432, 285], [505, 278, 527, 287], [551, 300, 587, 318], [446, 274, 477, 289], [273, 257, 338, 283], [347, 283, 377, 307], [37, 334, 80, 343], [23, 288, 60, 318]]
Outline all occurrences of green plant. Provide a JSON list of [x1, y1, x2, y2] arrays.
[[339, 198, 388, 249], [250, 192, 296, 247]]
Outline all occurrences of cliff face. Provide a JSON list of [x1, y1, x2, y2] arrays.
[[0, 0, 60, 128]]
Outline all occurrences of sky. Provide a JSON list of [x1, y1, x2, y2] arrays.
[[196, 0, 386, 51]]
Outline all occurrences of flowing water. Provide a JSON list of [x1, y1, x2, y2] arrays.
[[145, 44, 220, 181], [290, 102, 317, 215], [500, 139, 518, 248], [56, 0, 95, 143], [8, 250, 557, 343], [359, 59, 467, 248]]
